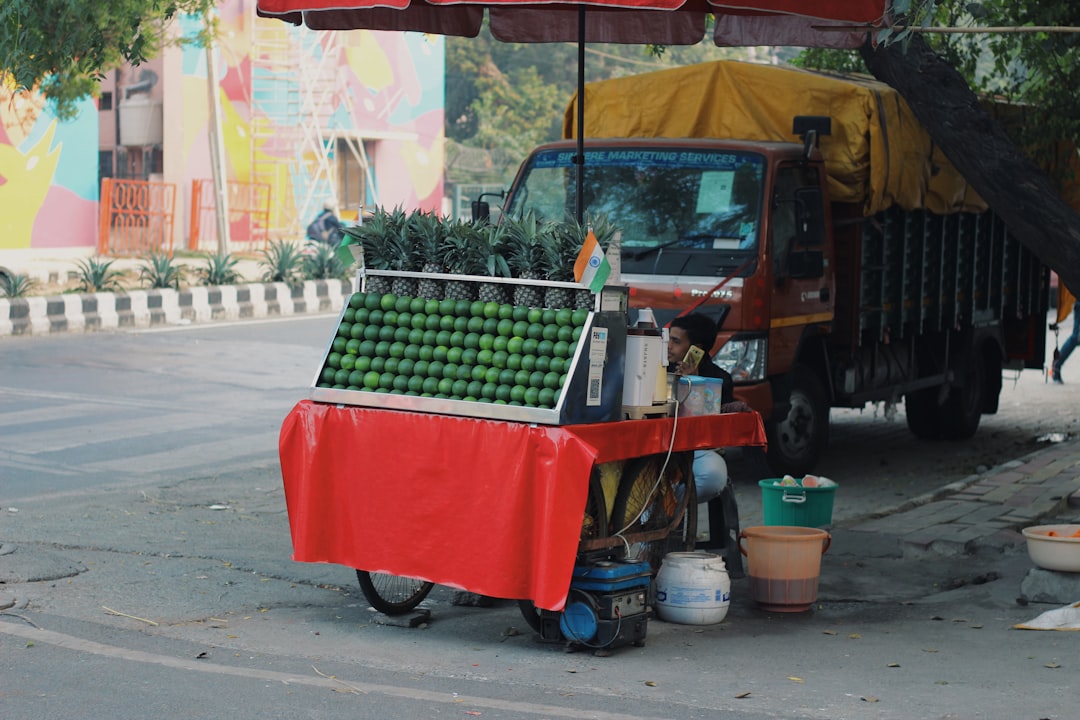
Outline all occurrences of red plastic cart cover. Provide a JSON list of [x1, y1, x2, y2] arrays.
[[279, 400, 765, 610]]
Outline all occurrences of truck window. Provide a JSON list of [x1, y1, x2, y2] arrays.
[[505, 147, 765, 279], [772, 165, 822, 278]]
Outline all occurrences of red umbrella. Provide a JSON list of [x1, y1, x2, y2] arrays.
[[257, 0, 890, 218]]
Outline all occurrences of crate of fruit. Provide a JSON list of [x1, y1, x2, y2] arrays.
[[310, 272, 628, 425]]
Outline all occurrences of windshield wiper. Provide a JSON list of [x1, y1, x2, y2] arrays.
[[625, 236, 705, 261]]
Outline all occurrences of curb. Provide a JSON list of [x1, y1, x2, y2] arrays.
[[0, 279, 351, 337]]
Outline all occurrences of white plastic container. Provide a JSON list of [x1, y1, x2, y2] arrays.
[[622, 331, 664, 406], [654, 552, 731, 625]]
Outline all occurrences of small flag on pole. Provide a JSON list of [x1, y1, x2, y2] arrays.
[[573, 230, 611, 293]]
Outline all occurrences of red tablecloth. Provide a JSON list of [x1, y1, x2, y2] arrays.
[[278, 399, 766, 610]]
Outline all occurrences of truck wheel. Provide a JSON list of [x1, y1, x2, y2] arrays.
[[939, 352, 986, 440], [905, 387, 943, 440], [766, 364, 828, 477]]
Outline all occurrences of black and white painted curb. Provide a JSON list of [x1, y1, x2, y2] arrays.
[[0, 279, 351, 337]]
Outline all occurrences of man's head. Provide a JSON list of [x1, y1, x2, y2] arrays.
[[667, 313, 718, 364]]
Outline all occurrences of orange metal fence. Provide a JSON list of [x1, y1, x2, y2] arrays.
[[98, 178, 177, 256], [189, 179, 272, 252]]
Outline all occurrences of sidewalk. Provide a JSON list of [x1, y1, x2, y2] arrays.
[[0, 255, 350, 336]]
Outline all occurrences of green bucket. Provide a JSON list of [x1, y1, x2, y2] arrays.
[[759, 479, 837, 528]]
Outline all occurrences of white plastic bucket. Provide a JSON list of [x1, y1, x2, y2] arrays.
[[654, 552, 731, 625]]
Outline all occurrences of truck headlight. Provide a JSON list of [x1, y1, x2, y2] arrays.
[[714, 335, 767, 383]]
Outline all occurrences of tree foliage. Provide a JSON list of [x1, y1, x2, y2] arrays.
[[0, 0, 216, 120]]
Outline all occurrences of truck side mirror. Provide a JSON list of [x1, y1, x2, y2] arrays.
[[471, 200, 490, 221]]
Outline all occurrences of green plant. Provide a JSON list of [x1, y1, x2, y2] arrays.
[[0, 271, 40, 298], [139, 251, 185, 290], [196, 252, 242, 286], [73, 257, 125, 293], [259, 240, 305, 284], [302, 242, 347, 281]]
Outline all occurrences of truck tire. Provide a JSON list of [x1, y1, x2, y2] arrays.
[[766, 364, 828, 477], [939, 351, 986, 440]]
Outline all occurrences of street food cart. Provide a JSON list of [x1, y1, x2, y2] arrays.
[[278, 270, 766, 648]]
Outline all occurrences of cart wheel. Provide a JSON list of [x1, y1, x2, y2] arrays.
[[517, 599, 543, 633], [610, 452, 697, 574], [355, 570, 434, 615]]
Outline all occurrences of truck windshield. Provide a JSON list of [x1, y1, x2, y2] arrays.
[[505, 147, 765, 277]]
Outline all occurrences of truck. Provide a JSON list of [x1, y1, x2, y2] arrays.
[[493, 60, 1049, 476]]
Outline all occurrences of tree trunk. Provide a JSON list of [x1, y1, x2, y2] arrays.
[[860, 35, 1080, 297]]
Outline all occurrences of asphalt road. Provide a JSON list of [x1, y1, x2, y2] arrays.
[[0, 313, 1075, 719]]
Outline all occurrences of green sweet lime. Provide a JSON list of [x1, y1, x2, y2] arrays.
[[436, 330, 453, 347], [523, 387, 540, 406], [482, 382, 499, 400], [470, 300, 486, 318], [442, 362, 460, 380], [349, 292, 367, 309], [379, 325, 396, 341], [466, 380, 484, 398], [363, 324, 381, 341], [439, 299, 456, 315], [395, 296, 412, 313], [542, 323, 560, 341], [526, 323, 545, 340], [471, 365, 489, 382], [520, 354, 537, 372], [485, 367, 502, 385], [354, 355, 372, 373], [514, 369, 532, 387], [321, 367, 337, 384], [396, 358, 414, 376], [541, 309, 557, 325], [454, 300, 472, 317], [326, 352, 343, 368], [410, 297, 427, 314], [393, 327, 411, 343], [411, 313, 428, 330], [538, 387, 556, 408], [570, 308, 589, 326], [350, 323, 366, 340], [368, 309, 384, 325], [439, 315, 456, 331], [370, 356, 387, 373], [343, 307, 356, 323], [527, 308, 543, 324], [396, 312, 412, 328], [467, 315, 485, 333], [529, 370, 547, 389], [554, 340, 572, 358], [535, 355, 551, 373], [422, 376, 440, 394], [450, 331, 467, 348], [425, 299, 441, 315], [512, 320, 530, 338], [380, 293, 398, 311], [446, 346, 463, 364], [363, 371, 381, 389], [426, 313, 443, 331], [509, 385, 527, 403], [339, 354, 356, 371], [492, 350, 509, 369], [512, 305, 530, 322], [364, 293, 382, 311], [498, 304, 514, 320], [495, 384, 512, 402], [460, 348, 479, 366], [555, 308, 573, 327]]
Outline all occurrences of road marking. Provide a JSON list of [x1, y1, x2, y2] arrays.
[[125, 313, 338, 334], [0, 622, 660, 719]]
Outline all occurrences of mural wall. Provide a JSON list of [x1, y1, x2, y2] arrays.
[[0, 0, 444, 255]]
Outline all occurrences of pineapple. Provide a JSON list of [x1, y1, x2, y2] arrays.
[[389, 208, 418, 298], [503, 211, 548, 308], [541, 219, 580, 310], [477, 220, 511, 305], [410, 210, 447, 300], [351, 208, 395, 295], [442, 219, 482, 301]]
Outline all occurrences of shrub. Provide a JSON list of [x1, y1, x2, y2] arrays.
[[73, 257, 125, 293], [260, 240, 305, 284], [302, 242, 348, 281], [139, 252, 185, 290], [0, 271, 40, 298], [196, 252, 242, 286]]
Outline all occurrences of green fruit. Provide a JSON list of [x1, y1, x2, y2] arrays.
[[510, 385, 527, 403], [482, 317, 500, 335], [363, 324, 381, 341], [427, 360, 445, 378], [380, 293, 397, 311], [492, 335, 509, 352], [422, 330, 438, 346], [438, 378, 455, 395], [396, 312, 412, 328], [527, 308, 543, 324], [542, 324, 560, 341], [363, 371, 381, 389], [571, 308, 589, 326], [358, 339, 377, 357], [544, 372, 562, 389], [353, 308, 370, 325], [393, 327, 411, 343], [382, 310, 399, 327], [436, 330, 453, 347], [463, 333, 481, 350], [456, 364, 472, 381], [439, 315, 456, 331], [499, 368, 517, 386], [327, 352, 343, 368], [470, 300, 486, 317], [477, 349, 494, 366], [395, 296, 412, 313], [442, 363, 459, 380], [452, 379, 469, 397], [467, 315, 485, 333], [340, 354, 356, 371], [321, 367, 337, 384], [379, 372, 396, 390], [408, 375, 425, 392], [507, 353, 522, 371], [572, 326, 583, 341], [450, 331, 467, 348], [453, 316, 470, 332], [410, 297, 427, 313], [454, 300, 472, 317], [527, 323, 545, 340], [343, 308, 356, 324], [364, 293, 382, 311], [396, 358, 414, 375], [343, 338, 360, 354], [338, 322, 353, 338], [404, 345, 421, 361], [522, 338, 539, 355], [408, 329, 425, 346], [393, 375, 410, 392], [446, 346, 463, 364], [497, 318, 515, 337], [549, 357, 566, 375], [389, 342, 407, 358], [466, 380, 484, 398], [413, 360, 430, 377], [506, 336, 524, 355], [554, 340, 571, 358], [354, 356, 372, 373], [471, 365, 489, 382], [498, 303, 514, 320], [485, 367, 502, 384], [350, 323, 366, 339], [374, 340, 391, 357], [537, 340, 555, 357], [555, 308, 573, 327], [425, 314, 442, 331], [423, 376, 440, 394], [379, 325, 396, 341], [514, 369, 531, 387], [535, 355, 551, 373], [523, 387, 540, 406], [512, 320, 530, 338], [370, 356, 386, 373], [512, 305, 530, 321], [538, 387, 556, 407], [418, 346, 434, 362], [348, 369, 366, 387], [492, 350, 509, 369], [460, 348, 479, 366], [411, 313, 428, 330], [439, 299, 456, 315], [541, 309, 557, 325], [496, 384, 513, 402], [482, 382, 499, 400], [520, 354, 537, 372], [349, 292, 366, 309], [425, 299, 440, 315], [557, 325, 575, 342], [368, 309, 384, 325], [529, 371, 546, 388]]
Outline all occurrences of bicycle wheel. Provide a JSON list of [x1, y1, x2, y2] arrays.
[[610, 452, 697, 574], [519, 465, 609, 633], [356, 570, 435, 615]]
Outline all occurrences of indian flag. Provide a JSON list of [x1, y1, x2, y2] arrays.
[[573, 230, 611, 293]]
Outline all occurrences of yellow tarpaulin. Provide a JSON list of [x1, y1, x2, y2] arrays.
[[564, 60, 986, 217]]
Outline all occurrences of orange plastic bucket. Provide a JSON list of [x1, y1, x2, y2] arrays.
[[738, 526, 831, 612]]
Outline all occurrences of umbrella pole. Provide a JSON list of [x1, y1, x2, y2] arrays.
[[576, 6, 585, 226]]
